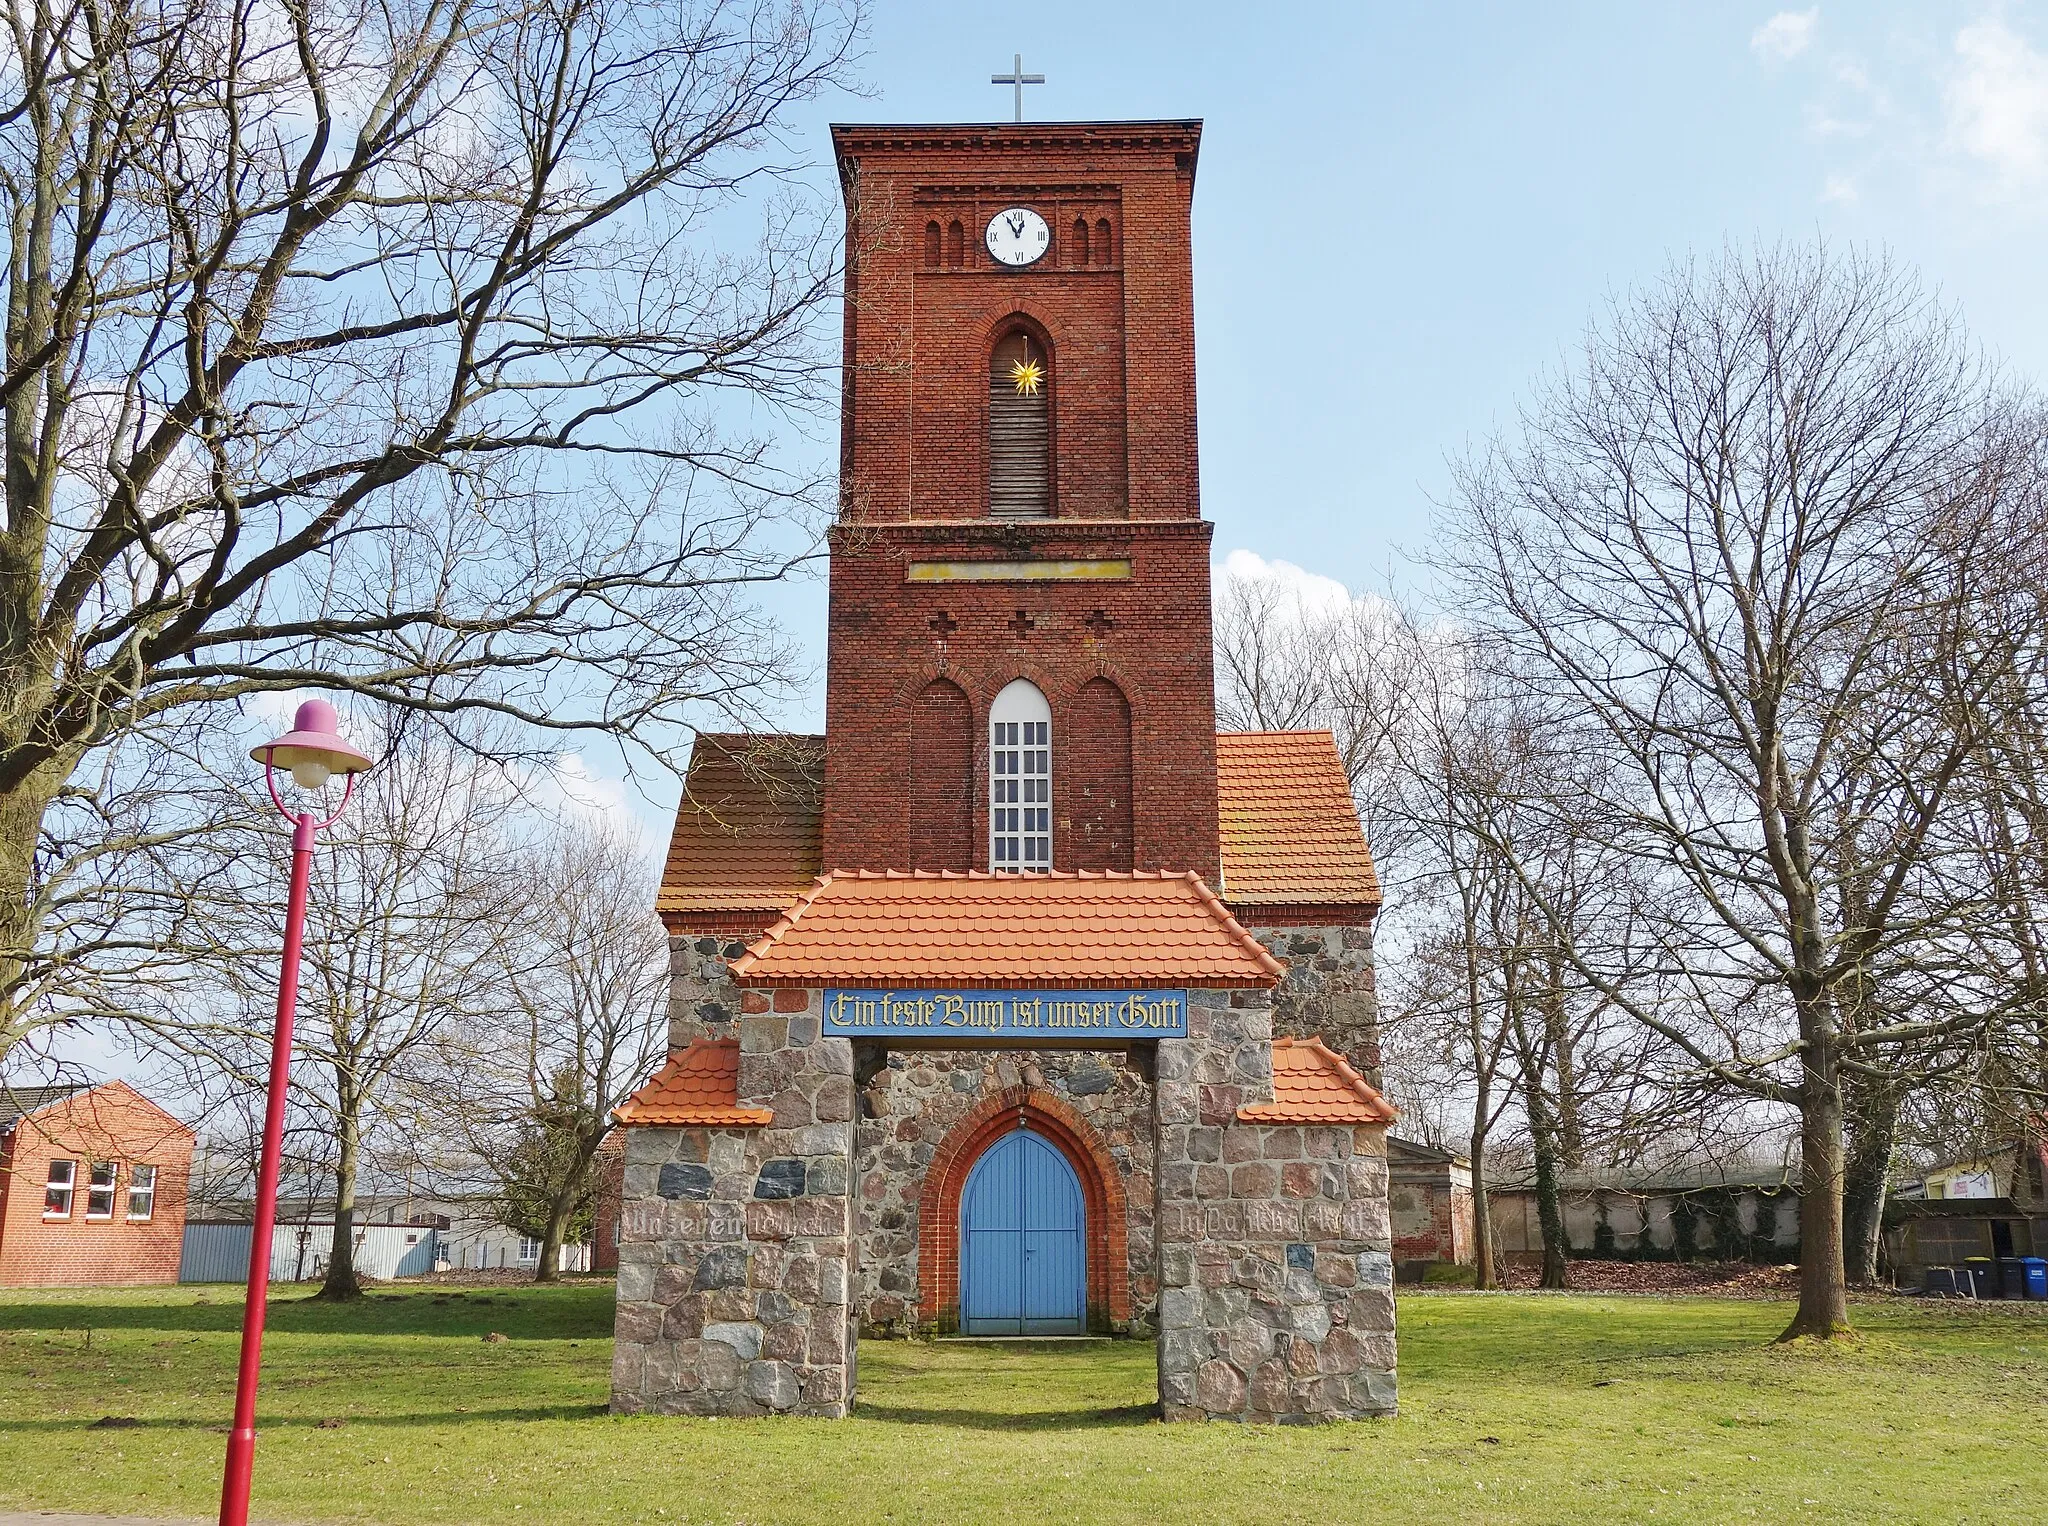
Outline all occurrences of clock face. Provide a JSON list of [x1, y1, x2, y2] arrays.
[[985, 206, 1051, 268]]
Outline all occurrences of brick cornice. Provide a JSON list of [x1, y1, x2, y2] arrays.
[[833, 120, 1202, 164]]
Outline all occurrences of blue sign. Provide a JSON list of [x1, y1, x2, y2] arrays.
[[822, 988, 1187, 1040]]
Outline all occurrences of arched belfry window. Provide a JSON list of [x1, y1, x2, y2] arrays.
[[989, 330, 1051, 520], [990, 679, 1051, 871]]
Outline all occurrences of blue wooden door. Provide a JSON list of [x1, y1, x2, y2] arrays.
[[960, 1129, 1085, 1335]]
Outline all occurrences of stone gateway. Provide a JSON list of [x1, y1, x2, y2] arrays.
[[610, 116, 1397, 1423]]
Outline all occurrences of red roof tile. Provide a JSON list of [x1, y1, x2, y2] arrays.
[[657, 735, 823, 923], [655, 730, 1380, 927], [612, 1039, 772, 1127], [1217, 731, 1380, 912], [729, 870, 1285, 989], [1237, 1036, 1397, 1125]]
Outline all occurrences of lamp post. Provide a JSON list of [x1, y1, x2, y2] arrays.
[[220, 699, 373, 1526]]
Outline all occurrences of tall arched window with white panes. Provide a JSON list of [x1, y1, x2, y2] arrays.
[[989, 678, 1051, 871]]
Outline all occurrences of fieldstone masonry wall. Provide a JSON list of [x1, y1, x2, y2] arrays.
[[667, 934, 746, 1045], [1252, 924, 1382, 1083], [1153, 988, 1398, 1422], [617, 950, 1398, 1421], [855, 1047, 1155, 1334], [612, 988, 857, 1417]]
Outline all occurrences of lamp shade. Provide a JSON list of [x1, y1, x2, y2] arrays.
[[250, 700, 374, 789]]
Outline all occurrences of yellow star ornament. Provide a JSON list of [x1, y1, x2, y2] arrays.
[[1010, 356, 1044, 396]]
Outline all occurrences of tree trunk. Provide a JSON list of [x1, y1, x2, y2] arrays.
[[1469, 1105, 1496, 1290], [1842, 1073, 1901, 1286], [0, 767, 73, 1069], [1781, 1022, 1851, 1340], [1527, 1084, 1569, 1290], [317, 1096, 363, 1301], [1543, 944, 1584, 1166], [535, 1194, 575, 1284]]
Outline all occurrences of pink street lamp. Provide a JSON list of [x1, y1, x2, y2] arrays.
[[220, 699, 373, 1526]]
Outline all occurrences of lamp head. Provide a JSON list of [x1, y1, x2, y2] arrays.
[[251, 699, 374, 789]]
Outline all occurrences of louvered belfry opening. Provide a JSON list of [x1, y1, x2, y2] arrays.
[[988, 329, 1052, 520]]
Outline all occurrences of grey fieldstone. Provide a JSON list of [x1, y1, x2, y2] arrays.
[[701, 1321, 763, 1360], [692, 1245, 750, 1291], [658, 1162, 712, 1201], [746, 1359, 800, 1410], [754, 1158, 807, 1199]]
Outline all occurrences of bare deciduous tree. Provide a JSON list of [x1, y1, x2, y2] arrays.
[[164, 718, 525, 1298], [0, 0, 861, 1068], [1440, 243, 2034, 1338], [434, 821, 667, 1281]]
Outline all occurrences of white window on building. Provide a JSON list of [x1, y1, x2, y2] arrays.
[[43, 1160, 75, 1219], [989, 678, 1052, 871], [85, 1161, 117, 1220], [517, 1236, 541, 1265], [125, 1163, 157, 1221]]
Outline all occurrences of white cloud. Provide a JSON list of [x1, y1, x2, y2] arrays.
[[518, 752, 668, 862], [1751, 9, 1819, 65], [1216, 548, 1357, 619], [1945, 17, 2048, 193], [1820, 172, 1859, 204]]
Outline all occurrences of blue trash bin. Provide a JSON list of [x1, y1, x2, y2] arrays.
[[2021, 1257, 2048, 1300]]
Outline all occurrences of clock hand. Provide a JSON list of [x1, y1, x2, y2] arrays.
[[1008, 213, 1025, 236]]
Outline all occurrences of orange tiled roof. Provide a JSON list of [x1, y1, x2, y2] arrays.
[[612, 1038, 772, 1127], [729, 870, 1286, 989], [657, 734, 824, 919], [1237, 1036, 1397, 1125], [1217, 731, 1381, 910]]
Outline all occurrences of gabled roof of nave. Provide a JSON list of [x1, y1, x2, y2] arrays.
[[656, 728, 1378, 931]]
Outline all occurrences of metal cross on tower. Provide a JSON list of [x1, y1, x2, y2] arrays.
[[991, 53, 1045, 123]]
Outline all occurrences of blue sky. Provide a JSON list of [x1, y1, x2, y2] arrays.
[[729, 2, 2048, 726], [553, 0, 2048, 842], [46, 5, 2048, 1086]]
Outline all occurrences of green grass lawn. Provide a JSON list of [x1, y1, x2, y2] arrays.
[[0, 1282, 2042, 1525]]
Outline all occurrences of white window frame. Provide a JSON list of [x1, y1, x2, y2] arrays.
[[989, 679, 1052, 871], [42, 1159, 76, 1220], [126, 1163, 157, 1222], [85, 1160, 117, 1220], [517, 1235, 542, 1265]]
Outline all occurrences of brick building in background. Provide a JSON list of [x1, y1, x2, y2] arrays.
[[611, 118, 1398, 1424], [0, 1081, 193, 1286]]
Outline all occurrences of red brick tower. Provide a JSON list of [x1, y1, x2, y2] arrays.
[[821, 122, 1218, 881]]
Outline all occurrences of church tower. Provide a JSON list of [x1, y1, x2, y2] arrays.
[[822, 122, 1218, 880], [610, 111, 1398, 1427]]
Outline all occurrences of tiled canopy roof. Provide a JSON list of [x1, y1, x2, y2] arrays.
[[612, 1039, 772, 1127], [1217, 731, 1380, 911], [730, 870, 1285, 989], [1237, 1036, 1397, 1125], [657, 735, 824, 921]]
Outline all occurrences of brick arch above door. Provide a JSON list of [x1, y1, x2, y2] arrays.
[[918, 1085, 1128, 1331]]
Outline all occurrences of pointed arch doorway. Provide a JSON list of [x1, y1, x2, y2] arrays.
[[959, 1128, 1086, 1335]]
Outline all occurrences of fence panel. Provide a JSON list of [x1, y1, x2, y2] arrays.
[[181, 1222, 440, 1282]]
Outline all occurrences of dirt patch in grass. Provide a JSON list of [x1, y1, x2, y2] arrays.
[[1492, 1259, 1808, 1296]]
